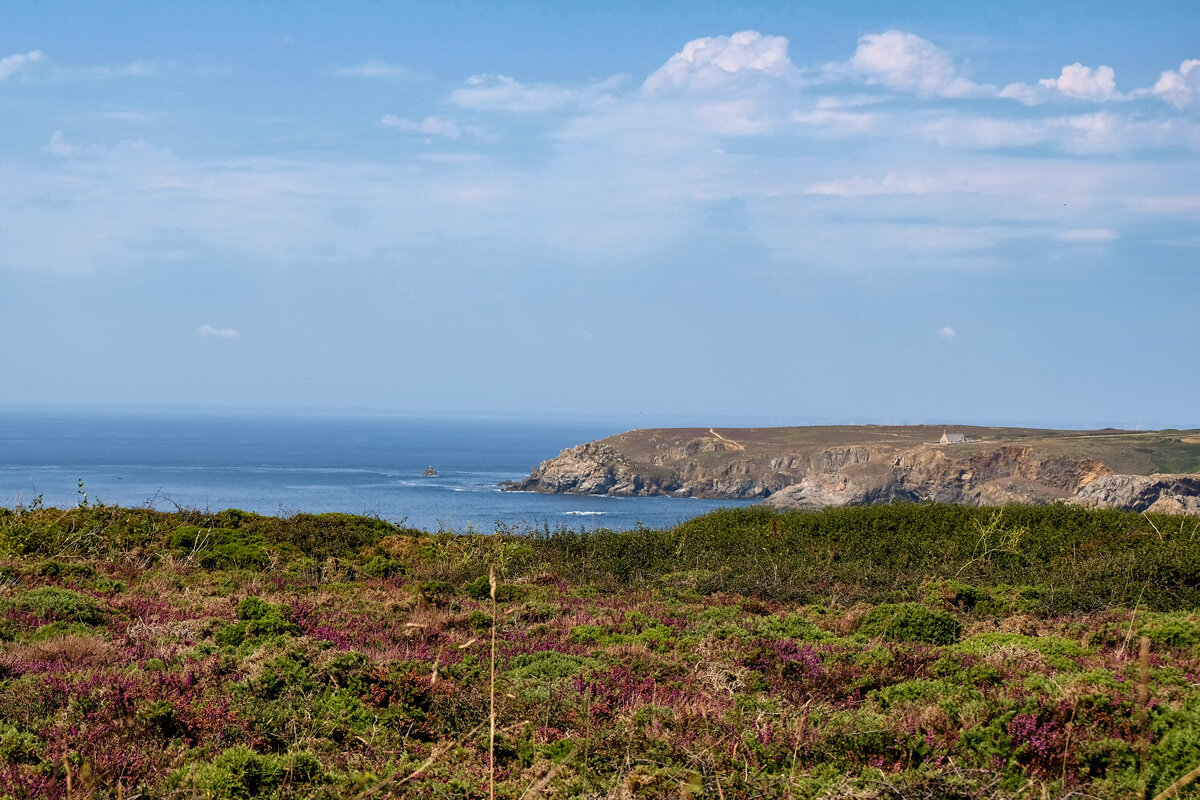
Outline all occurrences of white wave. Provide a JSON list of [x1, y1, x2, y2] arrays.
[[563, 510, 606, 516]]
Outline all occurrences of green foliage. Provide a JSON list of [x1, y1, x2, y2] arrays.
[[463, 575, 523, 602], [7, 586, 102, 624], [755, 612, 830, 642], [1147, 715, 1200, 799], [525, 504, 1200, 613], [955, 632, 1085, 671], [0, 723, 43, 764], [166, 745, 323, 799], [167, 526, 271, 570], [253, 512, 403, 560], [507, 651, 599, 681], [215, 597, 301, 646], [359, 554, 407, 578], [1142, 613, 1200, 649], [857, 602, 962, 645]]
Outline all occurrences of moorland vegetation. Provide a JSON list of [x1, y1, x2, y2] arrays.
[[2, 500, 1200, 798]]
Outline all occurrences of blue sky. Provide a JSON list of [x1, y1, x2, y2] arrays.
[[2, 0, 1198, 427]]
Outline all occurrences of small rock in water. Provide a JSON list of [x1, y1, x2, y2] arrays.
[[422, 466, 438, 477]]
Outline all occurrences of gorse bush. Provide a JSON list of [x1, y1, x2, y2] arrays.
[[7, 586, 102, 625], [856, 603, 962, 644]]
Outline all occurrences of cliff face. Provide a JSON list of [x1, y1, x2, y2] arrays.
[[1069, 474, 1200, 516], [501, 425, 1200, 515], [764, 445, 1112, 510]]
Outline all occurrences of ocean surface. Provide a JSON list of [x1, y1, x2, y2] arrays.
[[0, 411, 756, 532]]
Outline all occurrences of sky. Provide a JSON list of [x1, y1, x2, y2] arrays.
[[2, 0, 1198, 428]]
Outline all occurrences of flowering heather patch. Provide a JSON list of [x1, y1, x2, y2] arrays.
[[3, 504, 1200, 797]]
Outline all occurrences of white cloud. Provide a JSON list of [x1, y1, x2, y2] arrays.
[[199, 324, 240, 339], [0, 50, 45, 80], [642, 30, 795, 93], [847, 31, 982, 98], [450, 74, 615, 113], [921, 115, 1047, 149], [59, 61, 157, 80], [996, 82, 1044, 105], [43, 131, 81, 156], [1038, 63, 1119, 101], [381, 115, 463, 139], [333, 60, 413, 80], [1057, 228, 1117, 242], [937, 326, 957, 340], [1149, 59, 1200, 108]]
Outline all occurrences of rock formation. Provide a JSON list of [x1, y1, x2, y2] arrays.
[[421, 466, 438, 477], [501, 425, 1200, 515], [1069, 474, 1200, 515]]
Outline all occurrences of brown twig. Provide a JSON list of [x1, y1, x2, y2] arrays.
[[352, 722, 486, 800], [490, 563, 498, 800], [1153, 764, 1200, 800]]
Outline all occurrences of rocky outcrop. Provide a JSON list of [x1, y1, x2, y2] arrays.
[[1069, 474, 1200, 515], [764, 445, 1113, 510], [421, 466, 438, 477], [502, 425, 1200, 514], [500, 442, 684, 497]]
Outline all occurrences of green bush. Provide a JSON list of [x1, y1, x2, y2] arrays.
[[166, 745, 322, 799], [0, 723, 43, 764], [359, 554, 407, 578], [9, 587, 102, 624], [464, 575, 523, 602], [857, 603, 962, 645], [215, 597, 300, 646], [168, 526, 271, 570]]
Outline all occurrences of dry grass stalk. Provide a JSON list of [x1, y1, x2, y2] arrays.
[[490, 563, 498, 800], [1139, 636, 1152, 793], [518, 749, 577, 800], [1153, 764, 1200, 800], [353, 722, 485, 799]]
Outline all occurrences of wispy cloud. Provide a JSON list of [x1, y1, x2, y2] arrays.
[[332, 60, 414, 80], [42, 131, 81, 156], [1057, 228, 1118, 243], [199, 324, 240, 339], [450, 73, 622, 113], [380, 115, 468, 139], [53, 60, 158, 80], [937, 326, 958, 340], [0, 50, 45, 80]]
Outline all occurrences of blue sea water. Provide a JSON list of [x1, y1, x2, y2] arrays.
[[0, 411, 756, 532]]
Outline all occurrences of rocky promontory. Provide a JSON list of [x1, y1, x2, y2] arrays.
[[501, 425, 1200, 514]]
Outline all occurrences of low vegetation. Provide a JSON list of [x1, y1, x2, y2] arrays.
[[2, 502, 1200, 798]]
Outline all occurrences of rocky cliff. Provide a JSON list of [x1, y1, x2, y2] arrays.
[[501, 425, 1200, 514]]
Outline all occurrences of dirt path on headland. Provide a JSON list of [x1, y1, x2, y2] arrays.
[[709, 428, 746, 451]]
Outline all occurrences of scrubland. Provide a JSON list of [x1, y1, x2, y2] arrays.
[[2, 502, 1200, 799]]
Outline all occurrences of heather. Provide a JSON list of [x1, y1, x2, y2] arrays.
[[1, 503, 1200, 798]]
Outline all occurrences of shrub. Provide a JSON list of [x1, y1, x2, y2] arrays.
[[464, 575, 523, 602], [9, 587, 102, 625], [215, 598, 300, 646], [166, 745, 322, 799], [167, 526, 271, 570], [359, 554, 407, 578], [857, 603, 961, 645]]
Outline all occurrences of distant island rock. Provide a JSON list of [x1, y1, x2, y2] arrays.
[[421, 466, 438, 477], [500, 425, 1200, 515]]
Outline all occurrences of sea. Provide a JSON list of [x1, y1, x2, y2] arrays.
[[0, 411, 757, 532]]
